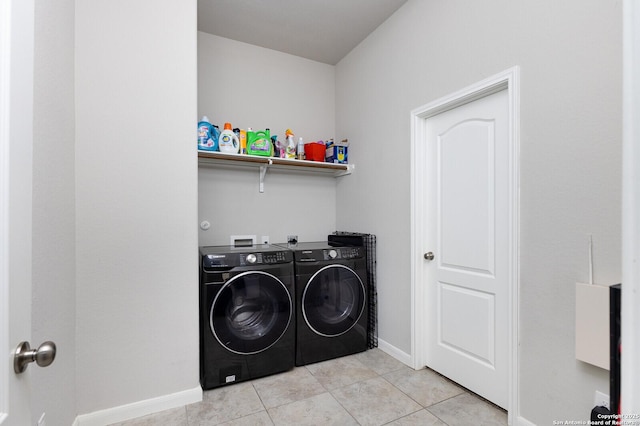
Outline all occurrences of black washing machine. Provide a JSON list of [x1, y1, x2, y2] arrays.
[[199, 245, 295, 389], [278, 242, 368, 366]]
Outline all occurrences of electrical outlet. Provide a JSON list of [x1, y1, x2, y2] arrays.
[[262, 236, 270, 245], [594, 390, 610, 410]]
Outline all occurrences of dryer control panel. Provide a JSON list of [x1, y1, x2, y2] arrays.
[[328, 247, 363, 260], [298, 247, 364, 262]]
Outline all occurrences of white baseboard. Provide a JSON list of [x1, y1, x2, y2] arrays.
[[74, 385, 202, 426], [515, 415, 536, 426], [377, 338, 413, 368]]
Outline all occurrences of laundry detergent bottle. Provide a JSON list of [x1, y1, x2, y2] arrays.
[[218, 122, 240, 153], [246, 128, 272, 156], [197, 116, 219, 151]]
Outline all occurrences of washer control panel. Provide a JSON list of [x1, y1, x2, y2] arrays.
[[240, 251, 289, 265], [202, 249, 292, 269]]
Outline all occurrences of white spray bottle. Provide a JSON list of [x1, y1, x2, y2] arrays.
[[285, 128, 296, 159], [297, 137, 305, 160]]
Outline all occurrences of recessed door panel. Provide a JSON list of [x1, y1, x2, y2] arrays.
[[439, 120, 495, 277], [439, 282, 495, 367]]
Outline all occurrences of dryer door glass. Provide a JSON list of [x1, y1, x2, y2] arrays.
[[302, 264, 366, 337], [211, 271, 292, 355]]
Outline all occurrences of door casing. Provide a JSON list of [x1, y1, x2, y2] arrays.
[[0, 0, 9, 417], [1, 0, 35, 423], [410, 67, 520, 423]]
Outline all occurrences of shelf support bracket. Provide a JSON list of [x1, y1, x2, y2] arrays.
[[335, 163, 355, 177], [258, 159, 272, 193]]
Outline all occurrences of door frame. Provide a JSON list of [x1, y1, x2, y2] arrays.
[[410, 67, 520, 422], [1, 0, 34, 423], [622, 0, 640, 414], [0, 0, 10, 420]]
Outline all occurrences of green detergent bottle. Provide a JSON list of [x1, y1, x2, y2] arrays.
[[246, 129, 273, 156]]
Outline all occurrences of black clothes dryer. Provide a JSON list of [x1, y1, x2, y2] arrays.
[[279, 242, 368, 366], [199, 245, 295, 389]]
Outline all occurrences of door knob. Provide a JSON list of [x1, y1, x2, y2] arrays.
[[424, 252, 435, 261], [14, 341, 57, 374]]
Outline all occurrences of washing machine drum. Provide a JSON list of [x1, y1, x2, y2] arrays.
[[210, 271, 292, 355], [302, 264, 366, 337]]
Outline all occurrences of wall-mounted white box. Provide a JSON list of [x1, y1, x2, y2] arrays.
[[575, 282, 610, 370], [230, 235, 257, 247]]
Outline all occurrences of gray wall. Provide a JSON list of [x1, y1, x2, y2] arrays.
[[75, 0, 199, 415], [32, 0, 76, 423], [198, 33, 338, 246], [335, 0, 621, 424]]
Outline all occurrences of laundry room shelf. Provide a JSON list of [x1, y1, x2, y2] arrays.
[[198, 151, 354, 192]]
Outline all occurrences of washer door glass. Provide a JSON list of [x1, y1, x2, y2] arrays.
[[302, 264, 366, 337], [210, 271, 292, 355]]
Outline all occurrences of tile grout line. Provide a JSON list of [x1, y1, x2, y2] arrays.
[[250, 380, 275, 426], [303, 363, 362, 425], [377, 373, 442, 425]]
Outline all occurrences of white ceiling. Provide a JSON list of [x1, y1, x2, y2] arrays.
[[197, 0, 408, 65]]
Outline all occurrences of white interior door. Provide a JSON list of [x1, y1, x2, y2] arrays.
[[424, 89, 509, 409], [1, 0, 34, 423]]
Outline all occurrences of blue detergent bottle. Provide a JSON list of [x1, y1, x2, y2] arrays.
[[197, 116, 220, 151]]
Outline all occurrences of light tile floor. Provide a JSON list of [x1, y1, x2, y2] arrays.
[[110, 349, 507, 426]]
